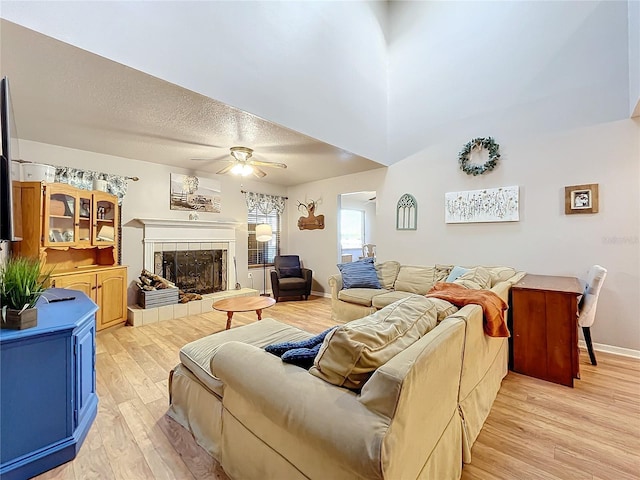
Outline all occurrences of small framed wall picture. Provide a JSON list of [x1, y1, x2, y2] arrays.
[[565, 183, 599, 214]]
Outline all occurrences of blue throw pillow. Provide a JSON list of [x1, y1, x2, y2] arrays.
[[446, 265, 469, 283], [337, 257, 381, 289]]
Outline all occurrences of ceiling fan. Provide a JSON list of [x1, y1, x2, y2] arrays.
[[192, 146, 287, 178]]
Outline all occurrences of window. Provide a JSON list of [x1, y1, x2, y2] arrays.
[[248, 209, 280, 267], [340, 209, 364, 249]]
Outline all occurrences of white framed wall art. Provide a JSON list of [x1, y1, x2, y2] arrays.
[[445, 186, 519, 223]]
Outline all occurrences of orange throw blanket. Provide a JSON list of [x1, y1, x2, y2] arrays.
[[426, 282, 510, 337]]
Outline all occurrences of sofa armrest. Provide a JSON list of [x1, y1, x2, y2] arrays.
[[210, 341, 388, 478], [359, 317, 465, 419], [301, 267, 313, 285], [328, 274, 342, 300], [491, 280, 511, 303]]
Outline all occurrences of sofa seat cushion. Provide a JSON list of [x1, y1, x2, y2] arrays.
[[338, 288, 389, 306], [310, 295, 439, 389], [180, 318, 313, 396], [277, 276, 307, 291], [371, 290, 416, 309]]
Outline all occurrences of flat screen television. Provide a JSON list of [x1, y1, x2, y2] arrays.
[[0, 76, 22, 242]]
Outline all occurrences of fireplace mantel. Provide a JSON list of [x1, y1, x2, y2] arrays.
[[133, 218, 241, 228]]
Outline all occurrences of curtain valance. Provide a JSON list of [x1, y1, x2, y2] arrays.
[[54, 167, 129, 204], [244, 191, 287, 215]]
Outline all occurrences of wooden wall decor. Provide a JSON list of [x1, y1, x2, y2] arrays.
[[564, 183, 599, 214], [297, 200, 325, 230]]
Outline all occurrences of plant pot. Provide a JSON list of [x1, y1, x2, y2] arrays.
[[1, 307, 38, 330]]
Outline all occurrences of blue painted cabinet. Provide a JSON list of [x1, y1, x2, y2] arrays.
[[0, 289, 99, 479]]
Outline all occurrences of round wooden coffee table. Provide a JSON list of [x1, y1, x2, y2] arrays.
[[213, 296, 276, 330]]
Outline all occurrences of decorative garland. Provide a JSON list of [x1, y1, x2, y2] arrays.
[[458, 137, 500, 176]]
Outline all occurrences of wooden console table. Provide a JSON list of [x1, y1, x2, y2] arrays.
[[511, 274, 583, 387]]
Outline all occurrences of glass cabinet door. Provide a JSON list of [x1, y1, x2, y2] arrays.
[[44, 189, 77, 246], [77, 194, 92, 245], [92, 193, 117, 245]]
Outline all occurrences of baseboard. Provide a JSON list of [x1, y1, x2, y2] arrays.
[[578, 340, 640, 359], [311, 290, 331, 299]]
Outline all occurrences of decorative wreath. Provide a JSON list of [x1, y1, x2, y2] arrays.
[[458, 137, 500, 176]]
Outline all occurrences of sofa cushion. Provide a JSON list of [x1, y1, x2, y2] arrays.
[[394, 265, 438, 294], [428, 298, 460, 322], [375, 261, 401, 290], [371, 291, 416, 309], [372, 292, 458, 322], [310, 295, 439, 389], [338, 288, 389, 306], [485, 266, 518, 286], [453, 266, 492, 290], [338, 257, 382, 289], [435, 264, 454, 282], [180, 318, 313, 396]]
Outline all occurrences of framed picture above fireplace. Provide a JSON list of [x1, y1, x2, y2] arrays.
[[170, 173, 222, 213]]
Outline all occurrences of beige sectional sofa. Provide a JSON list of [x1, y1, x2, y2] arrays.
[[167, 262, 523, 479], [169, 305, 466, 479], [329, 262, 525, 461]]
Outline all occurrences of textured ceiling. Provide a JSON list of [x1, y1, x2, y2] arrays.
[[0, 20, 385, 186]]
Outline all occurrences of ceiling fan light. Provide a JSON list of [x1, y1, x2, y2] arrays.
[[231, 163, 245, 175], [241, 164, 254, 176]]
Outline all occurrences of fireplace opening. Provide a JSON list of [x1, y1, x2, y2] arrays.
[[154, 247, 227, 294]]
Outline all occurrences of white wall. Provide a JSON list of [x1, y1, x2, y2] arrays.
[[630, 0, 640, 116], [286, 169, 386, 295], [2, 1, 389, 163], [375, 118, 639, 351], [18, 140, 288, 303], [388, 1, 631, 163]]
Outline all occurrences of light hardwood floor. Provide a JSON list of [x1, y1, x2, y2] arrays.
[[35, 296, 640, 480]]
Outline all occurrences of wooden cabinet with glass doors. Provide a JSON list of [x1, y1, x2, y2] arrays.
[[43, 183, 118, 253], [13, 182, 127, 330]]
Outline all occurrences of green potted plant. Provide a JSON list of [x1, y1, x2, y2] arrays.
[[0, 256, 51, 330]]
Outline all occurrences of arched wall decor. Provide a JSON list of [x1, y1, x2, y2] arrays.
[[396, 193, 417, 230]]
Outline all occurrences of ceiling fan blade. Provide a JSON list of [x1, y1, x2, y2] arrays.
[[191, 154, 229, 162], [252, 166, 267, 178], [249, 160, 287, 169], [216, 163, 236, 175]]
